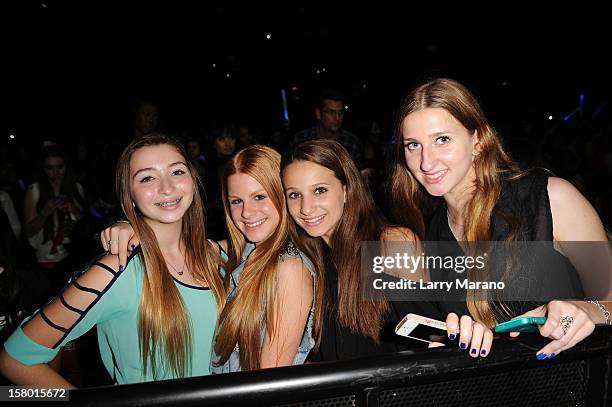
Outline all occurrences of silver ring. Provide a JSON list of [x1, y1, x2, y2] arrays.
[[107, 239, 119, 246], [560, 315, 574, 336]]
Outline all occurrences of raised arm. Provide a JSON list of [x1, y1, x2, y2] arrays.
[[0, 255, 122, 387], [260, 257, 314, 368]]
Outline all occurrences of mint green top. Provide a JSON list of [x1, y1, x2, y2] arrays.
[[4, 251, 219, 384]]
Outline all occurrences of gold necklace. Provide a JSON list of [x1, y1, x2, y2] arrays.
[[167, 260, 185, 276]]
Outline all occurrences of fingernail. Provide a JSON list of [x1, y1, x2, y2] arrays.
[[470, 348, 477, 355], [548, 353, 556, 359], [119, 265, 124, 271], [480, 349, 487, 356], [449, 333, 456, 340], [536, 353, 547, 360], [460, 342, 467, 349], [131, 244, 136, 250]]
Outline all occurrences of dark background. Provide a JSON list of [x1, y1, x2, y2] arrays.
[[2, 2, 610, 143]]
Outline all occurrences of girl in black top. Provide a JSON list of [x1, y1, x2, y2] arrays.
[[281, 140, 444, 362], [390, 78, 611, 359]]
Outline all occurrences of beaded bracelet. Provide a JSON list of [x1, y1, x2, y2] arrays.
[[586, 300, 611, 325]]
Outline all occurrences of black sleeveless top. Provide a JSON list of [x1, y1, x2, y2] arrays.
[[308, 243, 443, 362], [425, 172, 585, 317]]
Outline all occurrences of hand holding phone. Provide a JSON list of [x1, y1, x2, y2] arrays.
[[494, 317, 547, 333], [395, 313, 447, 344]]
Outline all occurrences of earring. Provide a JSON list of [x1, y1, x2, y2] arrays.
[[132, 201, 136, 208]]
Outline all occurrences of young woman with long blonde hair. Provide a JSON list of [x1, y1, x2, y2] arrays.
[[0, 134, 225, 386], [391, 78, 611, 359], [212, 145, 315, 372]]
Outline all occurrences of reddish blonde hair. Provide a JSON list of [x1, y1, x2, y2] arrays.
[[215, 145, 304, 370]]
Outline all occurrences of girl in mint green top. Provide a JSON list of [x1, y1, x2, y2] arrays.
[[0, 134, 226, 387], [4, 252, 218, 383]]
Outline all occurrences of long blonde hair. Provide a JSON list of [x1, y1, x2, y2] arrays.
[[214, 145, 305, 370], [116, 133, 226, 378], [391, 78, 525, 327]]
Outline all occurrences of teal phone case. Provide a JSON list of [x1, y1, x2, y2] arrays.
[[494, 317, 547, 333]]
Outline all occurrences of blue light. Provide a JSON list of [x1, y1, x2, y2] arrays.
[[563, 108, 579, 122], [281, 89, 289, 122]]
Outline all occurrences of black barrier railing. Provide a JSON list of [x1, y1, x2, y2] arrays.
[[70, 326, 612, 407]]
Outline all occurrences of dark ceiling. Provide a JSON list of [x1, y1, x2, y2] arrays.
[[2, 2, 609, 143]]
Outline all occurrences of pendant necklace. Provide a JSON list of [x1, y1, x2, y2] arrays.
[[168, 260, 185, 276]]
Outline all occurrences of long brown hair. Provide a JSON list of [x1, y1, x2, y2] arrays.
[[214, 145, 309, 370], [116, 133, 226, 378], [282, 139, 390, 341], [391, 78, 525, 326]]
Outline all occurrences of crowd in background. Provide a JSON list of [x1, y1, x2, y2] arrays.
[[1, 87, 611, 386]]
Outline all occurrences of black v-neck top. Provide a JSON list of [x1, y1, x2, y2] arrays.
[[425, 172, 585, 318]]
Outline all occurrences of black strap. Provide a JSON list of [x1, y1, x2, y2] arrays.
[[59, 294, 84, 315], [94, 261, 118, 275], [40, 310, 68, 333], [73, 281, 102, 295]]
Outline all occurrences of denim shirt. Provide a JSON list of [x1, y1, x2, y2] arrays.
[[211, 241, 316, 373]]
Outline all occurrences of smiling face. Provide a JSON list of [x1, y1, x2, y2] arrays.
[[227, 172, 280, 244], [283, 160, 346, 245], [129, 144, 193, 226], [401, 107, 479, 201]]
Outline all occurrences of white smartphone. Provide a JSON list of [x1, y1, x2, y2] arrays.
[[395, 313, 447, 344]]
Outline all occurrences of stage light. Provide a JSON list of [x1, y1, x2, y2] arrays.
[[212, 63, 216, 68], [9, 134, 15, 139], [316, 69, 321, 74], [345, 105, 349, 110], [548, 115, 553, 120], [322, 67, 326, 72], [265, 33, 272, 40], [226, 73, 231, 78]]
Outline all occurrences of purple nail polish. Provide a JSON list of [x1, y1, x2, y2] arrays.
[[470, 348, 477, 355], [536, 353, 546, 360], [480, 349, 487, 356], [131, 244, 136, 250], [449, 333, 456, 340], [460, 342, 467, 349], [548, 353, 556, 359], [119, 265, 124, 272]]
